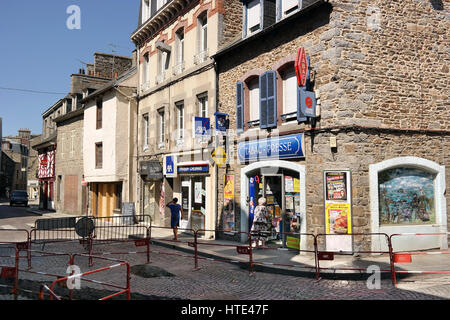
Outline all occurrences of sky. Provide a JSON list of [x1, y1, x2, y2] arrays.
[[0, 0, 139, 137]]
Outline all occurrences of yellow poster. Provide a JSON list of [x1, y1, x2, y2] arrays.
[[224, 175, 234, 200], [325, 202, 352, 234], [293, 178, 300, 193]]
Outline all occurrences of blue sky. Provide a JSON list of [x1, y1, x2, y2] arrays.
[[0, 0, 139, 137]]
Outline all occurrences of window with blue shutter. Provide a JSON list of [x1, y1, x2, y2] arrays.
[[259, 70, 277, 129], [236, 81, 244, 132]]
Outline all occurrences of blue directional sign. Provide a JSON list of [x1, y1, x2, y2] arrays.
[[164, 155, 176, 178], [237, 134, 305, 163]]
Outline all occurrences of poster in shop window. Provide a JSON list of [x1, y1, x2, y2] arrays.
[[325, 202, 352, 234], [194, 182, 203, 204], [223, 175, 235, 234]]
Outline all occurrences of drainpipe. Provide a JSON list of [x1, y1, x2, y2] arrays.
[[213, 61, 219, 238]]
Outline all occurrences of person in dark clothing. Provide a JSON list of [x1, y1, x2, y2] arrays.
[[166, 198, 183, 240]]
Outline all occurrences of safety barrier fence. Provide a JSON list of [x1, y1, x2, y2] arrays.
[[390, 232, 450, 287], [315, 233, 394, 281], [0, 245, 19, 300], [39, 254, 131, 301], [4, 216, 450, 292], [249, 230, 318, 274], [0, 229, 31, 269]]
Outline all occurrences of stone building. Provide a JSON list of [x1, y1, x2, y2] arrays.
[[213, 0, 449, 252], [34, 52, 134, 213], [81, 64, 138, 218], [131, 0, 242, 235]]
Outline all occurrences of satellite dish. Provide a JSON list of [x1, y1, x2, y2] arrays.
[[75, 217, 95, 238]]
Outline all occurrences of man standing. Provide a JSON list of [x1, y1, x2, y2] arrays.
[[166, 198, 182, 240]]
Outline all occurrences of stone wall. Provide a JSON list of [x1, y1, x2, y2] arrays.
[[215, 0, 449, 247]]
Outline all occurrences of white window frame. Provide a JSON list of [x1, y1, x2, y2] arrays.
[[248, 78, 260, 123], [282, 68, 298, 118], [198, 93, 208, 118], [246, 0, 261, 36], [142, 53, 150, 90], [143, 113, 149, 149], [158, 109, 165, 148], [281, 0, 300, 19], [200, 15, 208, 52], [369, 157, 447, 252], [176, 102, 184, 141]]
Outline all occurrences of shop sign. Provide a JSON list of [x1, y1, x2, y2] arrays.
[[214, 112, 228, 134], [237, 134, 304, 163], [164, 155, 177, 178], [177, 164, 209, 174], [300, 89, 317, 118], [295, 47, 308, 87], [193, 117, 211, 137]]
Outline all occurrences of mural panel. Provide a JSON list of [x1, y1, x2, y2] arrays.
[[378, 168, 435, 225]]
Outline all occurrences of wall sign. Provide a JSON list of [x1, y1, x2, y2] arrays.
[[177, 164, 209, 174], [237, 133, 304, 163], [214, 112, 229, 134], [164, 155, 177, 178], [193, 117, 211, 137]]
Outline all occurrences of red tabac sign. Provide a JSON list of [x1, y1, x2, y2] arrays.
[[295, 47, 308, 87]]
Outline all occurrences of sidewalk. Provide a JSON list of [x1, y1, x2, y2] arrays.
[[146, 227, 450, 281]]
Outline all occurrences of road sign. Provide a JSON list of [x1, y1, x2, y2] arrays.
[[295, 47, 308, 87], [211, 146, 227, 167]]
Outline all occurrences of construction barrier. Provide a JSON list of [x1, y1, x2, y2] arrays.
[[390, 232, 450, 287], [0, 229, 31, 269], [249, 230, 318, 274], [315, 233, 393, 281], [0, 245, 20, 300], [39, 254, 130, 300]]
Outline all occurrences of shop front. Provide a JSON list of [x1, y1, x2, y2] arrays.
[[37, 148, 56, 210], [164, 155, 212, 237], [140, 160, 164, 226], [238, 134, 307, 248]]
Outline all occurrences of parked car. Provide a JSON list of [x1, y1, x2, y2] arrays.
[[10, 190, 29, 207]]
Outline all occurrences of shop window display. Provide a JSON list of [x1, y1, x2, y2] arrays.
[[378, 167, 436, 225]]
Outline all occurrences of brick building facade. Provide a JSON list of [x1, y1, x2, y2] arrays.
[[214, 0, 449, 252]]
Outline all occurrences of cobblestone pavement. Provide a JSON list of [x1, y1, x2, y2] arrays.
[[0, 241, 449, 300]]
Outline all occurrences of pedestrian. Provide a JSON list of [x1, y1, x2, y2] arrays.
[[250, 197, 270, 247], [166, 198, 183, 241]]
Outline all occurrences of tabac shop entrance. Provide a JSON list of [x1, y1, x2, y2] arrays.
[[248, 169, 302, 248]]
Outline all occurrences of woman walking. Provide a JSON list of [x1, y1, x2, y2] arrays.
[[251, 197, 270, 247]]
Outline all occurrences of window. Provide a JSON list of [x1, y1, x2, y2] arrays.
[[199, 14, 208, 53], [176, 101, 184, 140], [198, 93, 208, 118], [158, 109, 165, 146], [281, 0, 299, 18], [95, 142, 103, 169], [142, 53, 150, 89], [57, 175, 62, 202], [142, 0, 151, 23], [378, 168, 436, 225], [176, 29, 184, 65], [70, 131, 75, 158], [66, 99, 72, 113], [246, 0, 261, 35], [157, 45, 168, 83], [143, 113, 149, 148], [282, 67, 298, 116], [96, 99, 103, 129], [248, 78, 260, 124]]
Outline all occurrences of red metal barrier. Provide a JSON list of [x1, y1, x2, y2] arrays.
[[39, 253, 131, 301], [315, 233, 393, 281], [390, 232, 450, 287], [0, 229, 31, 269], [0, 245, 19, 300], [249, 230, 318, 274]]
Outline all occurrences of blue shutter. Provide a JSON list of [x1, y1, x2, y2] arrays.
[[260, 71, 277, 129], [259, 72, 268, 129], [236, 82, 244, 132], [266, 70, 277, 128]]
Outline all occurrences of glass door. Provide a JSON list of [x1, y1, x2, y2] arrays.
[[180, 178, 191, 230], [191, 176, 206, 235], [263, 175, 284, 243]]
